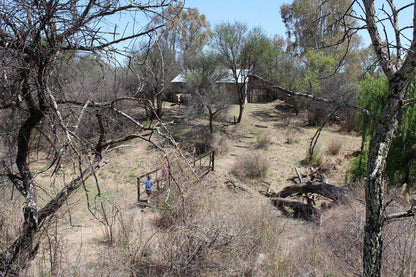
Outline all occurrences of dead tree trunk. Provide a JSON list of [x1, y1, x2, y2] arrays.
[[270, 181, 346, 221], [276, 181, 346, 201], [271, 197, 321, 220]]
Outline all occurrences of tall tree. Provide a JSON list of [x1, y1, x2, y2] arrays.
[[279, 1, 416, 276], [211, 21, 248, 123], [158, 2, 211, 67], [185, 53, 229, 134], [281, 0, 354, 55], [211, 22, 270, 123], [280, 0, 362, 127], [129, 39, 178, 118], [359, 1, 416, 275], [127, 3, 209, 118], [0, 0, 175, 273]]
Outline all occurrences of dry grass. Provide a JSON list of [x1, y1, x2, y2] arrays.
[[327, 137, 343, 155], [256, 131, 272, 149], [302, 146, 324, 167], [231, 152, 269, 180], [138, 171, 290, 276], [18, 102, 365, 276], [210, 131, 229, 154]]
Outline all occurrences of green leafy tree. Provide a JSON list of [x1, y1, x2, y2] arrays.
[[352, 74, 416, 187], [280, 0, 355, 55], [280, 0, 362, 127]]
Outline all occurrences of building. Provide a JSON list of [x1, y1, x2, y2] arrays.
[[170, 69, 249, 104], [170, 69, 289, 104]]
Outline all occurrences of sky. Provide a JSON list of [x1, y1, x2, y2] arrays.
[[185, 0, 291, 38], [107, 0, 414, 64], [184, 0, 414, 49]]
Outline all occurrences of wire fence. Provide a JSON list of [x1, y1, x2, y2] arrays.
[[136, 151, 214, 202]]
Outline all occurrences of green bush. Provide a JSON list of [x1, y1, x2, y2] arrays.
[[347, 152, 368, 183]]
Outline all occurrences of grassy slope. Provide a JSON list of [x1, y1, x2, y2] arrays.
[[28, 100, 362, 275]]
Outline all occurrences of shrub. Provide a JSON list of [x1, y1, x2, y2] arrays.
[[285, 128, 299, 145], [210, 131, 229, 154], [327, 138, 342, 155], [232, 152, 269, 180], [303, 146, 324, 167], [347, 151, 368, 183], [256, 132, 272, 149]]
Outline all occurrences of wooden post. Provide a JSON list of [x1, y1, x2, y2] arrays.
[[211, 151, 215, 171], [137, 177, 141, 202], [156, 170, 159, 190]]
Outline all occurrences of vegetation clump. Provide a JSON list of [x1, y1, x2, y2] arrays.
[[232, 152, 269, 180], [256, 132, 272, 149]]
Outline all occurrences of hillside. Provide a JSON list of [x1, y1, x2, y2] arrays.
[[27, 100, 365, 276]]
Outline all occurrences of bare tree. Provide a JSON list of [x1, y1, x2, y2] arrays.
[[0, 0, 176, 273], [359, 1, 416, 276], [278, 1, 416, 276], [211, 22, 249, 124], [129, 39, 178, 119], [185, 53, 230, 134]]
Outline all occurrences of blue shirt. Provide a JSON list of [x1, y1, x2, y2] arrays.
[[144, 179, 154, 191]]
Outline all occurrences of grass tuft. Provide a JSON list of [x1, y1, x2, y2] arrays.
[[232, 152, 269, 180]]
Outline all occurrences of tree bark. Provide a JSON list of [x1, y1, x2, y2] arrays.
[[363, 78, 407, 277], [10, 68, 45, 272], [271, 197, 320, 220], [361, 1, 416, 275], [236, 100, 245, 123], [208, 107, 213, 133], [156, 93, 163, 118], [276, 181, 346, 201]]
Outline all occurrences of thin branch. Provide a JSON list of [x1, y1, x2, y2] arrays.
[[309, 106, 339, 156], [403, 97, 416, 107], [61, 25, 165, 52], [385, 208, 415, 222], [273, 84, 380, 122]]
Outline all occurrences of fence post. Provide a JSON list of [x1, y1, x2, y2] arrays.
[[211, 151, 215, 171], [156, 170, 159, 190], [137, 177, 141, 202]]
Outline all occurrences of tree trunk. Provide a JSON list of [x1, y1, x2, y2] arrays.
[[10, 116, 43, 271], [363, 80, 404, 277], [236, 101, 245, 123], [208, 108, 213, 134], [156, 93, 163, 118]]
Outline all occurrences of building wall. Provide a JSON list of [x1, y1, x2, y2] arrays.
[[170, 82, 241, 105]]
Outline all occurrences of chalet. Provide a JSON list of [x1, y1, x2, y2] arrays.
[[247, 74, 291, 103], [170, 70, 289, 104], [170, 69, 249, 104]]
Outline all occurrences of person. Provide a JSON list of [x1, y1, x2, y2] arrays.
[[163, 160, 169, 179], [143, 175, 154, 202]]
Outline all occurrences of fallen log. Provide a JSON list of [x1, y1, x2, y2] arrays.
[[266, 181, 347, 221], [271, 197, 320, 220], [275, 181, 346, 202]]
